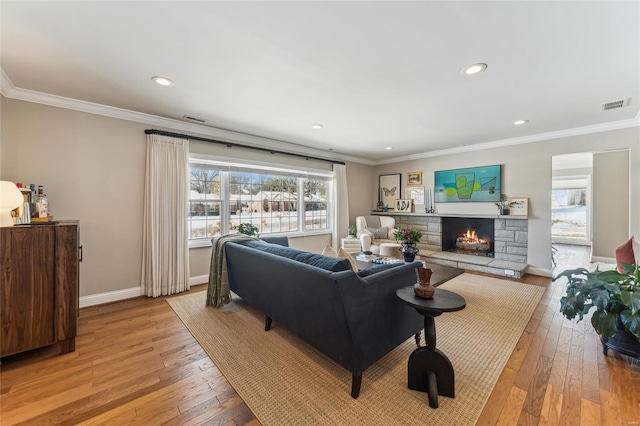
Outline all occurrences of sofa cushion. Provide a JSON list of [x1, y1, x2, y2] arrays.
[[357, 262, 404, 277], [366, 226, 389, 240], [239, 240, 351, 272], [321, 244, 338, 257], [615, 237, 635, 272]]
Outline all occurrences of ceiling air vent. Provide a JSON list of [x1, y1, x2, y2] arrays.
[[601, 98, 630, 111], [182, 115, 206, 123]]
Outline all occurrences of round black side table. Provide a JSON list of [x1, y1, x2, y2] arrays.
[[396, 286, 466, 408]]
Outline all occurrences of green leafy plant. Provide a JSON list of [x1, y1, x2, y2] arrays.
[[494, 194, 516, 211], [234, 223, 260, 237], [556, 262, 640, 339], [393, 227, 422, 245], [348, 225, 356, 236]]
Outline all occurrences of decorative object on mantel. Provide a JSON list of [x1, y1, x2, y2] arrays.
[[394, 227, 422, 262], [405, 187, 425, 206], [425, 186, 436, 214], [379, 173, 401, 212], [414, 265, 434, 298], [394, 199, 412, 213], [509, 197, 529, 216], [407, 171, 422, 185], [556, 263, 640, 358], [494, 194, 517, 215]]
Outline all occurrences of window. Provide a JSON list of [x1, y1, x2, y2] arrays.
[[188, 158, 331, 243], [552, 176, 590, 243]]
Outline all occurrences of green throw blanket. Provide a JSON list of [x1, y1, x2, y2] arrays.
[[206, 233, 255, 307]]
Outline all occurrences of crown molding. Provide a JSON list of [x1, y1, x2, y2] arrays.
[[2, 68, 636, 168], [375, 117, 640, 166], [0, 71, 373, 166]]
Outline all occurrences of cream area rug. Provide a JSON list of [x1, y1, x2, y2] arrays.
[[167, 273, 545, 425]]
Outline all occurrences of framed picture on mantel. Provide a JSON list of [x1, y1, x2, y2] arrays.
[[379, 173, 401, 209], [509, 197, 529, 216]]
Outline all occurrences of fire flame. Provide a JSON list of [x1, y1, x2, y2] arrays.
[[459, 229, 491, 251]]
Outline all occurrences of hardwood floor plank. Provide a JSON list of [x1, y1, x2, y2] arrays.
[[538, 383, 563, 425], [475, 366, 518, 425], [580, 397, 601, 426], [495, 386, 528, 425]]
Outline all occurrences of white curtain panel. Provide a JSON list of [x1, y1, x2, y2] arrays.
[[332, 163, 350, 249], [141, 134, 190, 297]]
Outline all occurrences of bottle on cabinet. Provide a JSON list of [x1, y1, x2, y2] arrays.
[[35, 186, 48, 219]]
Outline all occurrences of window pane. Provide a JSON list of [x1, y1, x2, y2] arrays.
[[189, 201, 222, 239], [228, 172, 299, 235], [304, 179, 329, 230], [552, 188, 587, 239]]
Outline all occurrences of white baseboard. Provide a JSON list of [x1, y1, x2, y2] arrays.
[[590, 256, 616, 264], [79, 286, 141, 308], [80, 275, 209, 308], [190, 274, 209, 286], [526, 266, 553, 278]]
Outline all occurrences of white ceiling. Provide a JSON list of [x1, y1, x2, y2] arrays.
[[1, 1, 639, 163]]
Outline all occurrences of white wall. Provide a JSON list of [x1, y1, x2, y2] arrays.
[[374, 127, 639, 276], [592, 150, 630, 259], [1, 97, 337, 298], [2, 96, 637, 298]]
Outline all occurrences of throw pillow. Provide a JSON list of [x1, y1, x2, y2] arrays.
[[337, 247, 358, 271], [321, 244, 338, 257], [615, 237, 635, 272], [366, 226, 389, 240]]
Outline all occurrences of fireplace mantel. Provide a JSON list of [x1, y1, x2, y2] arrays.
[[371, 211, 528, 220]]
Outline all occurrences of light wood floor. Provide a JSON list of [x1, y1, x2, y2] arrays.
[[1, 245, 638, 425]]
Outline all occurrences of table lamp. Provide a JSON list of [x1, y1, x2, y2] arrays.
[[0, 181, 24, 227]]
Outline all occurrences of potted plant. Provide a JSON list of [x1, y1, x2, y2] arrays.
[[348, 225, 356, 237], [393, 227, 422, 262], [556, 262, 640, 358], [494, 194, 516, 215], [234, 223, 260, 237]]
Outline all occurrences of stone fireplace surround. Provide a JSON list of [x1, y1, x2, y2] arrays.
[[379, 213, 529, 278]]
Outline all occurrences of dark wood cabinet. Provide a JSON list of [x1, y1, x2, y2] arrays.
[[1, 222, 79, 357]]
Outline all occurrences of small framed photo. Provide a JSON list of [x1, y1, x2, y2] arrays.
[[509, 197, 529, 216], [407, 171, 422, 186], [405, 187, 425, 205], [395, 199, 413, 212]]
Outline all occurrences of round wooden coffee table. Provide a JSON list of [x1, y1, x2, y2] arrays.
[[396, 286, 466, 408]]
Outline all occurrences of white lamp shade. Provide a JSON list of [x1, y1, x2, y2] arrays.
[[0, 181, 24, 227]]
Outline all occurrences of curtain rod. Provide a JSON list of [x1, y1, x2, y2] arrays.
[[144, 129, 345, 165]]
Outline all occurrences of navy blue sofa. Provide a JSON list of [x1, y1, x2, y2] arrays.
[[223, 237, 423, 398]]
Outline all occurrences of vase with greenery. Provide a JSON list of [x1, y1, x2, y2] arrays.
[[348, 225, 356, 237], [494, 194, 516, 215], [556, 262, 640, 357], [234, 223, 260, 237], [393, 227, 422, 262]]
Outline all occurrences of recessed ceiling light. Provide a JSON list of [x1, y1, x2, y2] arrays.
[[311, 124, 323, 129], [463, 63, 488, 75], [385, 147, 393, 150], [151, 76, 174, 86], [513, 119, 529, 125]]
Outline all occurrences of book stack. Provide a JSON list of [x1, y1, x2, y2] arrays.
[[341, 237, 362, 254]]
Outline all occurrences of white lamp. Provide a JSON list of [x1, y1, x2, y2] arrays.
[[0, 181, 24, 227]]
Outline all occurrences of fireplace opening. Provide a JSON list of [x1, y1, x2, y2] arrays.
[[441, 217, 494, 257]]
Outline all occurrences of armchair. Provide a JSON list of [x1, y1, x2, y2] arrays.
[[355, 215, 397, 254]]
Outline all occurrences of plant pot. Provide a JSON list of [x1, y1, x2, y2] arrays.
[[400, 243, 419, 263], [499, 208, 510, 216], [601, 319, 640, 358]]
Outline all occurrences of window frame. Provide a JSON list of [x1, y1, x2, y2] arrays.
[[188, 156, 333, 248]]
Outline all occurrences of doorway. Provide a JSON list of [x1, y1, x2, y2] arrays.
[[551, 153, 592, 246]]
